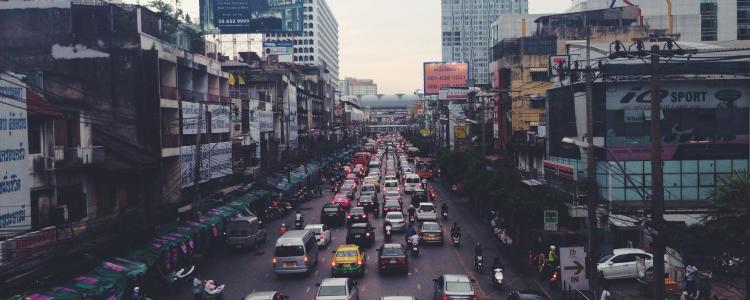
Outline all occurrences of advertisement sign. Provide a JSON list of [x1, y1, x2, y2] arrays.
[[210, 142, 233, 179], [0, 226, 56, 266], [259, 110, 274, 132], [448, 102, 466, 122], [544, 210, 558, 231], [286, 86, 298, 149], [560, 247, 589, 291], [210, 104, 231, 133], [424, 62, 469, 95], [453, 126, 466, 140], [0, 75, 31, 237], [181, 142, 233, 187], [182, 101, 207, 134], [605, 80, 750, 161], [209, 0, 304, 34], [263, 40, 293, 63], [438, 88, 470, 101]]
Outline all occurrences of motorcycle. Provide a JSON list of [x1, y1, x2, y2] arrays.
[[384, 225, 392, 242], [475, 256, 484, 274], [373, 205, 380, 218], [492, 267, 504, 289], [410, 240, 419, 257], [441, 209, 448, 220], [549, 265, 561, 289], [294, 219, 304, 230], [451, 233, 461, 246], [408, 214, 416, 224]]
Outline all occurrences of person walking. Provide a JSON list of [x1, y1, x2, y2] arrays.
[[192, 274, 203, 300], [600, 283, 611, 300]]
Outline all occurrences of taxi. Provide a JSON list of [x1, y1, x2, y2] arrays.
[[331, 244, 366, 277]]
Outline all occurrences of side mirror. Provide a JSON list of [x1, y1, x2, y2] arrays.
[[353, 280, 359, 286], [315, 283, 321, 287], [607, 261, 614, 266]]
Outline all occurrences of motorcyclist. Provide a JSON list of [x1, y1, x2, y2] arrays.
[[474, 243, 483, 259], [450, 222, 461, 237], [279, 223, 288, 235], [492, 256, 503, 270], [407, 205, 416, 220], [295, 210, 303, 222], [384, 221, 393, 241], [441, 203, 448, 214], [404, 224, 416, 240], [131, 287, 144, 300], [408, 232, 420, 249]]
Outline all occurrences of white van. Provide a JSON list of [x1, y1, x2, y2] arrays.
[[273, 230, 319, 275], [403, 174, 421, 193], [383, 180, 399, 193]]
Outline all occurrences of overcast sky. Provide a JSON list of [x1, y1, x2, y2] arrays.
[[327, 0, 572, 94]]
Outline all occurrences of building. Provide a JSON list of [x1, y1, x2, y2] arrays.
[[567, 0, 750, 43], [339, 77, 377, 97], [361, 94, 422, 125], [442, 0, 528, 85], [264, 0, 340, 89], [490, 13, 548, 44]]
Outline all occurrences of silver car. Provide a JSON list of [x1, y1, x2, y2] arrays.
[[416, 202, 437, 221], [384, 212, 406, 231], [433, 274, 477, 299], [315, 278, 360, 300]]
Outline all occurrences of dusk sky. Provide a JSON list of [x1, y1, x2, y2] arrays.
[[327, 0, 573, 94]]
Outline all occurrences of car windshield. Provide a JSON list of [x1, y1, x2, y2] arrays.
[[336, 250, 358, 257], [275, 245, 304, 257], [317, 286, 346, 297], [341, 186, 353, 192], [406, 177, 420, 183], [598, 255, 614, 263], [350, 208, 365, 214], [386, 213, 402, 220], [419, 205, 434, 212], [422, 223, 440, 231], [382, 247, 404, 256], [445, 282, 473, 293]]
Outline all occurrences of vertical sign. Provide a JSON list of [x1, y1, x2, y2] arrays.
[[210, 104, 231, 133], [560, 247, 589, 291], [544, 210, 558, 231], [182, 101, 207, 134], [0, 75, 31, 237]]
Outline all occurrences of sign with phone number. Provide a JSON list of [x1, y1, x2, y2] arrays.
[[213, 0, 251, 33]]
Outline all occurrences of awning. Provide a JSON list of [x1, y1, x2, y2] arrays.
[[608, 214, 641, 229], [26, 90, 62, 118], [664, 213, 706, 226]]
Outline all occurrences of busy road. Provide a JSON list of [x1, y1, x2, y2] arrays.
[[160, 138, 553, 300]]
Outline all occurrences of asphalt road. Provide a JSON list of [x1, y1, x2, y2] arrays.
[[160, 164, 552, 299]]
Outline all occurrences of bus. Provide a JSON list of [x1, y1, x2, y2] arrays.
[[352, 152, 372, 166], [414, 157, 434, 179]]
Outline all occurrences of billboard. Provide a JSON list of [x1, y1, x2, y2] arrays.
[[263, 40, 293, 63], [207, 0, 304, 34], [438, 88, 469, 101], [180, 142, 233, 188], [210, 104, 231, 133], [0, 75, 31, 237], [182, 101, 207, 134], [424, 62, 469, 95], [605, 80, 750, 161]]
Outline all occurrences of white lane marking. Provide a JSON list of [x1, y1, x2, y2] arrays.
[[408, 272, 412, 276], [315, 270, 319, 276], [306, 286, 311, 294], [417, 283, 422, 290], [414, 267, 418, 273]]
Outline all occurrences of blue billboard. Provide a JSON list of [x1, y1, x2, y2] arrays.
[[205, 0, 304, 34]]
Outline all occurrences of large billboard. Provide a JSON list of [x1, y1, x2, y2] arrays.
[[0, 75, 31, 237], [424, 62, 469, 95], [605, 80, 750, 161], [263, 40, 293, 63], [206, 0, 304, 34]]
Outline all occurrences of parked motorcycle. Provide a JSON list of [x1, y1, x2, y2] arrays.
[[492, 267, 504, 289], [475, 255, 484, 274]]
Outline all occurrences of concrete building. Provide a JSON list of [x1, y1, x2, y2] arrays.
[[567, 0, 750, 43], [264, 0, 340, 89], [339, 77, 377, 97], [442, 0, 528, 85], [490, 13, 549, 44]]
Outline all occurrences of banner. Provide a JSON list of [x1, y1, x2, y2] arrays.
[[259, 110, 274, 132], [210, 104, 231, 133], [182, 101, 207, 134], [438, 88, 469, 101], [424, 62, 469, 95], [263, 40, 293, 63], [0, 75, 31, 237], [208, 0, 304, 34], [210, 142, 232, 179]]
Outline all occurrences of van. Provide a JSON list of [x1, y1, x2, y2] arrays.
[[273, 230, 319, 274], [404, 174, 421, 193], [225, 216, 267, 249], [383, 180, 399, 193], [368, 160, 381, 170]]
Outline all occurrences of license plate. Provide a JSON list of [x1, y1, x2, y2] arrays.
[[343, 263, 351, 268], [284, 262, 295, 267], [355, 235, 361, 238]]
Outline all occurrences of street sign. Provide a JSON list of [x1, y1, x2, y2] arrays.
[[544, 210, 558, 231], [560, 247, 589, 291]]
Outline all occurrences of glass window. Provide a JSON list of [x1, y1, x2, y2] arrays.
[[682, 160, 697, 173], [700, 187, 715, 200], [665, 187, 681, 200], [699, 174, 714, 186], [664, 174, 681, 187], [625, 161, 644, 174], [644, 175, 652, 187], [611, 175, 625, 188], [664, 161, 681, 173], [732, 160, 748, 172], [644, 161, 652, 174], [716, 160, 732, 172], [610, 188, 625, 201], [682, 187, 698, 200], [627, 175, 644, 188], [626, 188, 644, 201], [700, 0, 718, 41], [681, 174, 698, 187], [699, 160, 715, 173]]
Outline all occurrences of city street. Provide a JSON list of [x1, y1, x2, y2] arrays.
[[160, 173, 552, 299]]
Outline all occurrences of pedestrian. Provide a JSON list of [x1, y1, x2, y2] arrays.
[[192, 274, 203, 300], [685, 261, 698, 297], [625, 239, 634, 248], [600, 283, 611, 300]]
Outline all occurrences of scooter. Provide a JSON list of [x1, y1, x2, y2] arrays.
[[549, 265, 561, 289], [441, 210, 448, 220], [451, 233, 461, 246], [410, 240, 419, 257], [294, 219, 304, 230], [475, 256, 484, 274], [373, 205, 380, 218], [492, 267, 504, 289], [408, 214, 416, 224], [384, 225, 393, 242]]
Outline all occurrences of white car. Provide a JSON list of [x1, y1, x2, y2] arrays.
[[304, 224, 332, 247], [416, 202, 437, 221], [315, 278, 360, 300], [403, 174, 421, 193], [384, 212, 406, 231], [383, 180, 400, 193], [597, 248, 653, 279], [383, 175, 397, 182]]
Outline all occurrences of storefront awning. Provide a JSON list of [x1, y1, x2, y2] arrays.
[[609, 214, 641, 229]]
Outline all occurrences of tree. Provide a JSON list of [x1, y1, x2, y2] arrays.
[[707, 172, 750, 300]]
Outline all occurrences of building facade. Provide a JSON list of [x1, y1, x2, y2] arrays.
[[264, 0, 340, 89], [339, 77, 377, 97], [442, 0, 528, 85]]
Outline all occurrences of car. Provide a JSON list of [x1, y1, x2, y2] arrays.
[[384, 212, 406, 231], [332, 193, 353, 210], [383, 200, 402, 213], [346, 223, 376, 247], [357, 194, 376, 212], [315, 278, 360, 300], [597, 248, 654, 279], [243, 291, 288, 300], [347, 207, 369, 224], [383, 179, 399, 193], [433, 274, 477, 299], [376, 243, 409, 274], [331, 244, 367, 277], [340, 185, 355, 200], [360, 184, 377, 196], [363, 177, 380, 191], [416, 202, 437, 221], [379, 297, 415, 300], [384, 190, 402, 203], [321, 203, 347, 226], [346, 173, 358, 182], [305, 224, 332, 247], [419, 221, 444, 244], [410, 189, 429, 206], [403, 174, 421, 193], [506, 290, 551, 300]]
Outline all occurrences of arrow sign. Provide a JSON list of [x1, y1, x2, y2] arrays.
[[564, 260, 584, 275]]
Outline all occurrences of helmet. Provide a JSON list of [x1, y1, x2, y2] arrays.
[[281, 223, 287, 227], [409, 205, 414, 208], [133, 287, 140, 293], [550, 245, 556, 251], [476, 242, 481, 248]]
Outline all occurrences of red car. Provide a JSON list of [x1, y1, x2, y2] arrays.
[[331, 193, 352, 209], [377, 243, 408, 274]]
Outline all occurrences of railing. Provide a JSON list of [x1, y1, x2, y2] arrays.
[[162, 134, 181, 148], [161, 85, 178, 100]]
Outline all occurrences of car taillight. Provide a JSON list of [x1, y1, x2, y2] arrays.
[[272, 257, 277, 264], [347, 215, 351, 219], [304, 256, 309, 263], [357, 260, 362, 265], [441, 295, 450, 300], [331, 261, 336, 267]]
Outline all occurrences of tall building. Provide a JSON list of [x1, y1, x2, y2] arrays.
[[442, 0, 528, 85], [567, 0, 750, 43], [339, 77, 378, 97], [264, 0, 340, 88]]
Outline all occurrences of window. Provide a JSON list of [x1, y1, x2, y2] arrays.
[[530, 71, 549, 82], [700, 0, 718, 41], [611, 254, 636, 263], [28, 119, 42, 154], [739, 0, 750, 39]]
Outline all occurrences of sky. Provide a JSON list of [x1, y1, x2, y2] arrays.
[[328, 0, 573, 94]]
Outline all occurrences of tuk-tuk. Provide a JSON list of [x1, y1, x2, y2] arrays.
[[225, 216, 267, 249]]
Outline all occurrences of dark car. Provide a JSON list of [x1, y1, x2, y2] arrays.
[[383, 200, 402, 213], [357, 194, 376, 212], [321, 203, 346, 226], [507, 290, 551, 300], [376, 243, 408, 274], [410, 189, 428, 206], [347, 207, 369, 224], [346, 223, 376, 247]]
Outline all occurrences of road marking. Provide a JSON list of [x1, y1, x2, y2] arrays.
[[306, 286, 311, 294], [315, 270, 319, 276], [417, 283, 421, 290], [414, 267, 418, 273], [450, 246, 488, 299]]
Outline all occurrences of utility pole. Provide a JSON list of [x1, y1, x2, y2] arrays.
[[583, 12, 599, 299], [650, 44, 666, 300], [480, 95, 487, 157], [192, 102, 203, 218]]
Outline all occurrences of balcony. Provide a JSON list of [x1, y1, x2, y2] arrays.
[[161, 85, 178, 100], [179, 89, 193, 102], [161, 134, 180, 157], [54, 146, 106, 168]]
